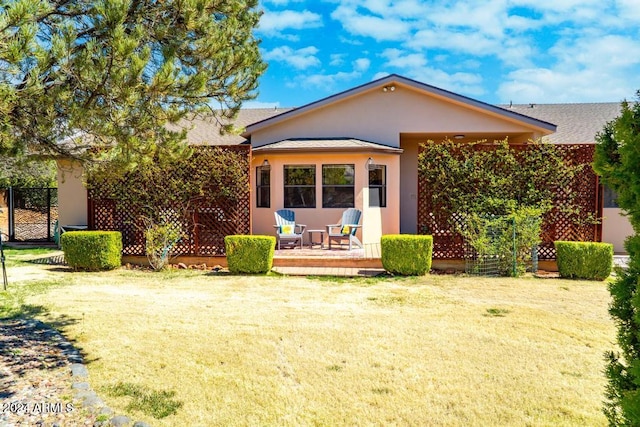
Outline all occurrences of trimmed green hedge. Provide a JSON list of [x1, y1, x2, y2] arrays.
[[555, 241, 613, 280], [61, 231, 122, 271], [381, 234, 433, 276], [225, 235, 276, 274]]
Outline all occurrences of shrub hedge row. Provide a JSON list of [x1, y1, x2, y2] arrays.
[[61, 231, 122, 271], [554, 240, 613, 280], [381, 234, 433, 276], [224, 235, 275, 274]]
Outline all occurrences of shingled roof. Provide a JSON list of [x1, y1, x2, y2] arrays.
[[174, 108, 293, 145], [175, 102, 622, 147], [501, 102, 621, 144]]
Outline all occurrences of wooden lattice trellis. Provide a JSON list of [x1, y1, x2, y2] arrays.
[[418, 143, 601, 260], [88, 146, 250, 256]]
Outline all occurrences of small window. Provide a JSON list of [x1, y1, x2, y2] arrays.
[[256, 166, 270, 208], [369, 165, 386, 207], [322, 164, 355, 208], [603, 185, 619, 208], [284, 165, 316, 208]]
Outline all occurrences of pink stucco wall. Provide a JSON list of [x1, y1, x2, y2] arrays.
[[250, 83, 546, 149], [252, 152, 400, 245]]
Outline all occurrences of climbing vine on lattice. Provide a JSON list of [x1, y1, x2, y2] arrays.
[[86, 146, 250, 256], [417, 138, 600, 261]]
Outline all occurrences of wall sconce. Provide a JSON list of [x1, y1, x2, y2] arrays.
[[261, 159, 271, 170], [382, 85, 396, 92], [453, 134, 465, 140], [366, 157, 374, 171]]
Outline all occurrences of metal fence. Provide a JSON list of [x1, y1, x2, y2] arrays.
[[4, 187, 58, 242]]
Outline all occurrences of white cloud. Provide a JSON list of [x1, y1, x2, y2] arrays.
[[302, 70, 362, 90], [353, 58, 370, 72], [409, 68, 485, 96], [258, 9, 323, 36], [616, 0, 640, 21], [330, 53, 346, 66], [331, 5, 412, 41], [498, 65, 639, 104], [552, 34, 640, 70], [381, 48, 427, 69], [297, 58, 371, 90], [498, 31, 640, 102], [263, 46, 321, 70]]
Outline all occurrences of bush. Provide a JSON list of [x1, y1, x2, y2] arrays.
[[554, 241, 613, 280], [143, 215, 184, 271], [224, 235, 275, 274], [381, 234, 433, 276], [61, 231, 122, 271]]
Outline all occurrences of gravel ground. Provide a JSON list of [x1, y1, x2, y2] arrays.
[[0, 319, 97, 426]]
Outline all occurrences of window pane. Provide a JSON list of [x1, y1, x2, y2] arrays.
[[603, 186, 619, 208], [369, 165, 386, 207], [323, 164, 354, 185], [369, 187, 386, 207], [369, 166, 385, 185], [259, 168, 270, 186], [322, 164, 354, 208], [285, 165, 315, 185], [258, 187, 270, 208], [256, 166, 270, 208], [284, 186, 316, 208], [323, 186, 355, 208]]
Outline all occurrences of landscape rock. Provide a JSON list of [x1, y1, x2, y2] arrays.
[[110, 415, 131, 426]]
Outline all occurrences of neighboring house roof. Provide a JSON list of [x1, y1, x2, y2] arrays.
[[174, 108, 293, 145], [501, 103, 621, 144], [252, 137, 404, 153], [243, 74, 557, 137]]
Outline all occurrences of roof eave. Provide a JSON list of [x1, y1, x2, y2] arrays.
[[252, 146, 404, 154]]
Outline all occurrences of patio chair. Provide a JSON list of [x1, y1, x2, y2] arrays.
[[274, 209, 306, 249], [326, 208, 363, 250]]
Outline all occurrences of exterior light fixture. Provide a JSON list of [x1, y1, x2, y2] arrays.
[[453, 134, 465, 140], [382, 85, 396, 92], [261, 159, 271, 170], [366, 157, 374, 171]]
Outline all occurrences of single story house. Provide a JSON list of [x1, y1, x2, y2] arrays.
[[56, 74, 632, 253]]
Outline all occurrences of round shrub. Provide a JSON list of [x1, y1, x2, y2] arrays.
[[61, 231, 122, 271], [381, 234, 433, 276]]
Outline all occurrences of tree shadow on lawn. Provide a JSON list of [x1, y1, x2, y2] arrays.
[[0, 304, 92, 399]]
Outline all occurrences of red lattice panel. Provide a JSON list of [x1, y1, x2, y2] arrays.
[[418, 144, 600, 260], [88, 146, 251, 257]]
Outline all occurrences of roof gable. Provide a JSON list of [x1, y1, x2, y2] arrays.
[[243, 74, 556, 138]]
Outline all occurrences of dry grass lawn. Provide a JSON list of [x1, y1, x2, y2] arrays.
[[7, 262, 615, 426]]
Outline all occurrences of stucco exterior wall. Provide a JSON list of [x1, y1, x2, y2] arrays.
[[602, 208, 634, 253], [250, 84, 545, 148], [251, 152, 400, 245], [56, 159, 88, 226], [399, 139, 419, 234]]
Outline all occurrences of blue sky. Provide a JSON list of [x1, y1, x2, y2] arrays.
[[248, 0, 640, 108]]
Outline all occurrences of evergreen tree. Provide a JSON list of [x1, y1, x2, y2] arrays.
[[594, 93, 640, 425], [0, 157, 57, 188], [0, 0, 265, 167]]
